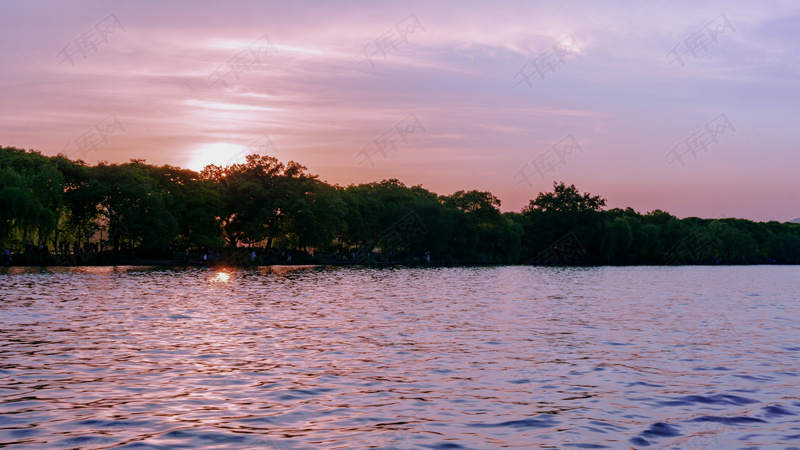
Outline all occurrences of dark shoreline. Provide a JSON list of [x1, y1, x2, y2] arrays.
[[3, 260, 798, 270], [3, 147, 800, 268]]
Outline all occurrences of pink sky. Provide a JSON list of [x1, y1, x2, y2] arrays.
[[1, 1, 798, 221]]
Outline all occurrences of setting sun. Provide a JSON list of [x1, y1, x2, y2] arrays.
[[188, 142, 247, 172]]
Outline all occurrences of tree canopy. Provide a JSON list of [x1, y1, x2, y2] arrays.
[[2, 145, 799, 266]]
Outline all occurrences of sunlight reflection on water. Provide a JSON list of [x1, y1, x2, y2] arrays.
[[0, 265, 799, 448], [210, 271, 231, 283]]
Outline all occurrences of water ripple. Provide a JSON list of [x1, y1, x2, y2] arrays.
[[1, 265, 799, 448]]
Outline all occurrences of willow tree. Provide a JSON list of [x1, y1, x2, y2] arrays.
[[0, 147, 65, 249], [90, 161, 177, 253]]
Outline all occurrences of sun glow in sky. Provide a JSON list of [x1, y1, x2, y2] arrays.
[[189, 142, 248, 173], [1, 1, 798, 221]]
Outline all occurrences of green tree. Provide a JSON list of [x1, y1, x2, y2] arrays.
[[92, 161, 177, 254], [521, 182, 606, 263], [0, 166, 30, 248], [605, 216, 633, 262], [202, 155, 323, 250], [442, 190, 519, 263], [0, 147, 65, 249], [143, 164, 223, 250], [280, 178, 347, 251]]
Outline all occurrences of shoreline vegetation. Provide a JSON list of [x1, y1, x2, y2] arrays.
[[2, 145, 799, 268]]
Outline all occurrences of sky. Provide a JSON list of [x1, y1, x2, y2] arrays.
[[1, 1, 798, 222]]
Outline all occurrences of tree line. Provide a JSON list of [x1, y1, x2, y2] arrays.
[[2, 146, 799, 266]]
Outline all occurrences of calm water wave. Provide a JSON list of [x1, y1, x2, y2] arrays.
[[1, 265, 799, 449]]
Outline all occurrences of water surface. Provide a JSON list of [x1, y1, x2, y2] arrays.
[[1, 265, 799, 448]]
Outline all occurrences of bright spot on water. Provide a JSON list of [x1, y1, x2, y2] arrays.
[[210, 272, 231, 283]]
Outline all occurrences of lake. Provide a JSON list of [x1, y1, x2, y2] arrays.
[[1, 265, 799, 448]]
